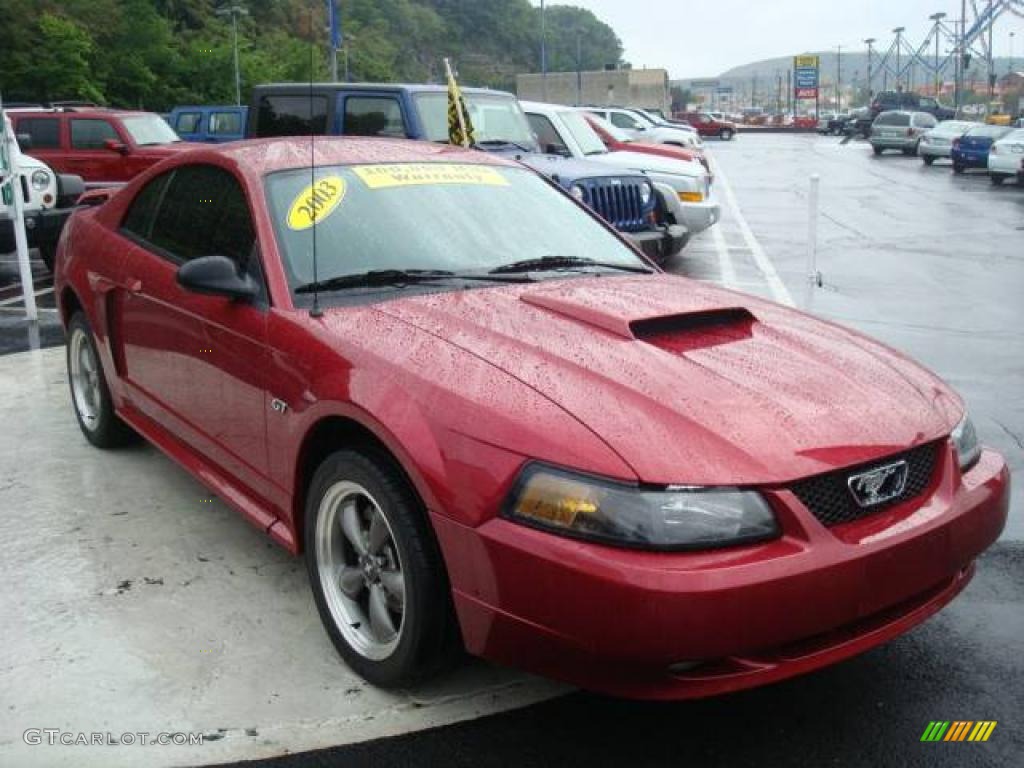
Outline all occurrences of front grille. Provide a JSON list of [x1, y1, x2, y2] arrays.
[[584, 179, 646, 233], [789, 442, 940, 527]]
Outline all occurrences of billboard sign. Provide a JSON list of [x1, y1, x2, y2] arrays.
[[793, 55, 819, 100]]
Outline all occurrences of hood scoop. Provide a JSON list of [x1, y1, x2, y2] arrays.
[[630, 308, 756, 354], [519, 288, 755, 349]]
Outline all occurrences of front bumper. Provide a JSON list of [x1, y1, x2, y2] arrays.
[[433, 446, 1008, 699], [0, 206, 74, 254], [624, 224, 688, 263], [676, 199, 721, 235]]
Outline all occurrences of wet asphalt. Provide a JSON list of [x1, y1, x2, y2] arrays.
[[2, 133, 1022, 767]]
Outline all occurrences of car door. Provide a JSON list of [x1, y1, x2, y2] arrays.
[[115, 163, 272, 500], [68, 117, 130, 185]]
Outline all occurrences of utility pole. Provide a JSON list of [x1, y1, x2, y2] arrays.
[[930, 13, 946, 97], [1010, 31, 1015, 74], [752, 73, 757, 109], [836, 45, 842, 109], [216, 3, 248, 106], [865, 38, 875, 102], [959, 0, 967, 111], [987, 0, 995, 100], [785, 68, 792, 115], [540, 0, 548, 101], [575, 31, 582, 105]]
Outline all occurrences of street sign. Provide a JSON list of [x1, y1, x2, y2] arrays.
[[793, 55, 820, 101], [795, 87, 818, 99], [689, 79, 720, 89]]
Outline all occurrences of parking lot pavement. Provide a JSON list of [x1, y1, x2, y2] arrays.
[[0, 348, 566, 768], [675, 133, 1024, 540], [0, 251, 63, 355]]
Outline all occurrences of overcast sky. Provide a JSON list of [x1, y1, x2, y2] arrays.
[[562, 0, 1024, 77]]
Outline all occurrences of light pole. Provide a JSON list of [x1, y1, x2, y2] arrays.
[[216, 3, 248, 106], [1010, 31, 1015, 74], [864, 38, 876, 102], [835, 45, 842, 109], [540, 0, 547, 101], [894, 27, 905, 91], [575, 30, 583, 105], [930, 12, 946, 97]]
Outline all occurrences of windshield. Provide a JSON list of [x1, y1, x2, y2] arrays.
[[627, 110, 657, 127], [120, 114, 181, 145], [558, 111, 607, 156], [265, 163, 646, 302], [934, 121, 973, 135], [413, 92, 538, 150]]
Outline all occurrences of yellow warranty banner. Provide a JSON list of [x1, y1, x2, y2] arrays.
[[353, 163, 509, 190]]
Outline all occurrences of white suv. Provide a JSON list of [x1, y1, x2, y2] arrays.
[[1, 114, 83, 272], [587, 107, 704, 149]]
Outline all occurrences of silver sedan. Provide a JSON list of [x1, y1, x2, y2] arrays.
[[919, 120, 975, 165]]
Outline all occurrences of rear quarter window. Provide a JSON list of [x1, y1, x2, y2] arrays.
[[210, 111, 243, 135], [175, 112, 202, 134], [256, 95, 328, 137], [16, 117, 61, 149]]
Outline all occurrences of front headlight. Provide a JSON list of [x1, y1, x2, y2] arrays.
[[639, 182, 652, 205], [569, 184, 586, 202], [951, 413, 981, 471], [505, 465, 779, 550], [31, 169, 51, 191]]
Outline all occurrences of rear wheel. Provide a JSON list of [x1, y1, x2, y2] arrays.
[[66, 312, 137, 448], [872, 145, 883, 155], [305, 450, 458, 687], [953, 163, 965, 174], [719, 128, 734, 141], [922, 155, 935, 166], [990, 174, 1005, 186]]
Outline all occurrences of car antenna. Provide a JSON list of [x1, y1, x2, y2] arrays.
[[308, 7, 323, 319]]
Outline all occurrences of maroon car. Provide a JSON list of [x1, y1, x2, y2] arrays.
[[11, 108, 194, 187], [677, 112, 738, 141], [54, 137, 1007, 699]]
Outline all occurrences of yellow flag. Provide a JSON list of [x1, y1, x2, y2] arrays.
[[445, 58, 475, 148]]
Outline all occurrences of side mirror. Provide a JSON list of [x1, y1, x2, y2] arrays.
[[545, 143, 571, 158], [103, 138, 129, 154], [15, 133, 33, 149], [177, 255, 258, 301]]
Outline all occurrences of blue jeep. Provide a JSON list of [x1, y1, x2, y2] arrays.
[[247, 83, 685, 262], [168, 105, 248, 143]]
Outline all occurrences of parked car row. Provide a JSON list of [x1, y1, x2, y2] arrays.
[[868, 110, 1024, 186]]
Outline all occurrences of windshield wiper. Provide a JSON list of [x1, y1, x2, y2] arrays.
[[295, 269, 533, 294], [476, 139, 535, 153], [488, 256, 653, 275]]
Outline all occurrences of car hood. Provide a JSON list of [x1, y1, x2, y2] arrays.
[[375, 275, 961, 485], [514, 152, 644, 184], [586, 150, 706, 179], [133, 142, 200, 156]]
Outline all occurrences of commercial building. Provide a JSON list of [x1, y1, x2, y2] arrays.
[[516, 68, 669, 112]]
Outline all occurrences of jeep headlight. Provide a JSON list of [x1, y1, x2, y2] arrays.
[[505, 464, 779, 550], [639, 182, 652, 205], [951, 413, 981, 471], [31, 169, 51, 191], [569, 184, 586, 202]]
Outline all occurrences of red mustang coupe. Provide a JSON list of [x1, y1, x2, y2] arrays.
[[55, 138, 1008, 699], [584, 112, 712, 175]]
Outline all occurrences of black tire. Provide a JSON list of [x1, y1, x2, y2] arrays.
[[66, 311, 137, 448], [305, 449, 458, 688], [990, 174, 1005, 186], [719, 128, 734, 141], [872, 145, 883, 155], [38, 243, 56, 273], [922, 155, 935, 166], [953, 163, 964, 174]]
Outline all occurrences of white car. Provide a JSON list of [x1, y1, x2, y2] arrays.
[[919, 120, 974, 165], [1, 114, 83, 271], [521, 101, 720, 237], [987, 127, 1024, 186], [585, 106, 704, 149]]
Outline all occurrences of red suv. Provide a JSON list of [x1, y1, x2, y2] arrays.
[[11, 108, 194, 187], [677, 112, 738, 141]]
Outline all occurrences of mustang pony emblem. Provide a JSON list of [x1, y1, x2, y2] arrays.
[[847, 460, 909, 507]]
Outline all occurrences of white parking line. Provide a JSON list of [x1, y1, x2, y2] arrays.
[[710, 219, 737, 290], [709, 156, 796, 307], [0, 285, 53, 307]]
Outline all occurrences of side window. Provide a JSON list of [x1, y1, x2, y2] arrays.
[[256, 95, 328, 137], [526, 113, 565, 152], [209, 111, 242, 136], [343, 96, 406, 137], [17, 118, 61, 149], [70, 119, 120, 149], [148, 165, 255, 267], [175, 112, 202, 134], [121, 172, 172, 241], [610, 112, 639, 130]]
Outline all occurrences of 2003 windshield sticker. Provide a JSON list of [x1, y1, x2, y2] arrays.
[[287, 176, 346, 231], [353, 164, 509, 190]]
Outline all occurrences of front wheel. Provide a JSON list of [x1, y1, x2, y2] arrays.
[[872, 145, 883, 155], [66, 312, 137, 448], [953, 163, 964, 174], [305, 450, 457, 687], [990, 174, 1005, 186], [922, 155, 935, 166]]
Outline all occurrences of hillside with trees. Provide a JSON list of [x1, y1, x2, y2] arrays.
[[0, 0, 624, 110]]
